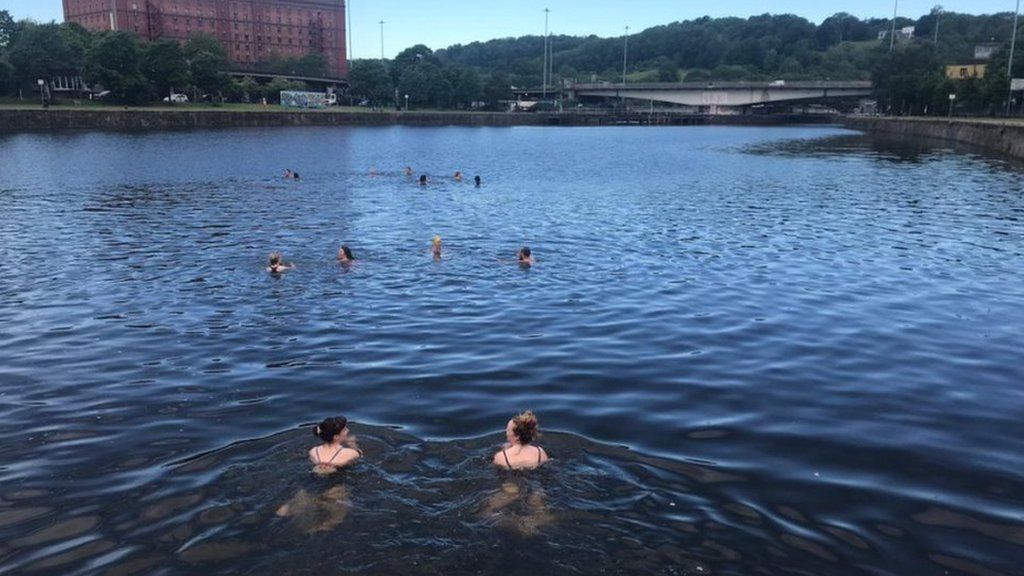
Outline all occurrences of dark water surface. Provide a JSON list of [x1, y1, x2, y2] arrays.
[[1, 126, 1022, 575]]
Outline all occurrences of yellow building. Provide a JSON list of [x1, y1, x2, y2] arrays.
[[946, 64, 987, 80]]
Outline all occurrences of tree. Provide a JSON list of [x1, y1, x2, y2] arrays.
[[0, 54, 12, 95], [142, 39, 189, 100], [482, 72, 511, 110], [0, 9, 15, 48], [229, 75, 260, 103], [348, 60, 393, 105], [184, 33, 229, 97], [8, 23, 86, 86], [656, 57, 679, 82], [85, 31, 148, 104], [872, 43, 945, 115], [451, 68, 482, 108], [391, 44, 440, 85]]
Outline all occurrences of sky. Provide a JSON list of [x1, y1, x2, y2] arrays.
[[4, 0, 1020, 58]]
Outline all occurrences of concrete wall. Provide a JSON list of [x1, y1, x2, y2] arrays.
[[0, 109, 837, 133], [841, 116, 1024, 160], [0, 110, 550, 132]]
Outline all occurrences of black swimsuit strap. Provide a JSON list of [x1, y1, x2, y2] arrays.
[[502, 449, 512, 469]]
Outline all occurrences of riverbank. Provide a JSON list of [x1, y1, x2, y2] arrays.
[[0, 105, 836, 132], [841, 115, 1024, 160]]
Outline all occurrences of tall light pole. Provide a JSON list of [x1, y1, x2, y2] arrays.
[[889, 0, 899, 52], [934, 6, 943, 44], [379, 20, 385, 63], [622, 26, 630, 84], [543, 8, 550, 98], [346, 0, 353, 70], [1008, 0, 1021, 116]]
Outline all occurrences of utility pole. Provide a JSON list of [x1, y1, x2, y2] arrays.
[[346, 0, 353, 71], [543, 8, 550, 98], [934, 6, 943, 44], [1009, 0, 1021, 116], [889, 0, 899, 52], [622, 26, 630, 84], [379, 20, 385, 63]]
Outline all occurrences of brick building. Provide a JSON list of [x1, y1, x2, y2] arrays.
[[62, 0, 348, 78]]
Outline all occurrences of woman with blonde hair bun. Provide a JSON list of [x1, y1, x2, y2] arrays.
[[493, 411, 549, 470]]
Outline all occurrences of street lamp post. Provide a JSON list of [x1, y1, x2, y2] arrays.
[[543, 8, 550, 99], [37, 79, 45, 107], [1008, 0, 1021, 116], [948, 93, 956, 120], [379, 20, 385, 63], [622, 26, 630, 85], [346, 0, 353, 72], [889, 0, 899, 52], [405, 94, 409, 111]]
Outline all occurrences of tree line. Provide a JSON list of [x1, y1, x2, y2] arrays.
[[0, 12, 326, 105], [1, 8, 1022, 113]]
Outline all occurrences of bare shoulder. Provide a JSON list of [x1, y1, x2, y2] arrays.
[[492, 451, 506, 467], [308, 446, 319, 463], [337, 447, 361, 467], [538, 446, 550, 462]]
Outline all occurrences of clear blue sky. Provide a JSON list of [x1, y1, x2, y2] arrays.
[[4, 0, 1019, 58]]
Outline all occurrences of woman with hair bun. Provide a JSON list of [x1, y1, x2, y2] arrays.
[[493, 411, 549, 470], [308, 416, 361, 474]]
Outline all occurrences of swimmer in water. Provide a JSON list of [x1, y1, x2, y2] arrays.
[[405, 166, 414, 177], [308, 416, 362, 475], [267, 252, 295, 274], [474, 175, 481, 187], [493, 411, 549, 471], [455, 171, 463, 182], [432, 235, 443, 260], [419, 174, 428, 186], [337, 245, 356, 264], [284, 169, 293, 179], [517, 247, 534, 266]]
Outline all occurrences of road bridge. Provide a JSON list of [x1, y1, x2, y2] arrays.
[[568, 81, 872, 111]]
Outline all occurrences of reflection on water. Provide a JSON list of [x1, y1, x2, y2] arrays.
[[0, 125, 1023, 574]]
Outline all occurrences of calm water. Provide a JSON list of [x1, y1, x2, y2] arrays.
[[1, 125, 1023, 576]]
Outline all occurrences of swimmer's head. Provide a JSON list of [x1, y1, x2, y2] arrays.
[[314, 416, 349, 443], [518, 247, 532, 261], [339, 245, 355, 262], [269, 252, 282, 266], [507, 411, 540, 445], [432, 236, 442, 248]]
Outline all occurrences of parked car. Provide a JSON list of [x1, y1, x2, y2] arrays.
[[162, 94, 189, 103]]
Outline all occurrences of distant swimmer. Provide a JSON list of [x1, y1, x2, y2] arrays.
[[283, 169, 301, 180], [432, 235, 443, 260], [405, 166, 414, 177], [518, 247, 534, 266], [455, 171, 463, 182], [337, 245, 356, 264], [493, 411, 549, 471], [308, 416, 362, 475], [369, 168, 379, 177], [419, 174, 428, 186], [267, 252, 295, 274], [474, 175, 481, 187]]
